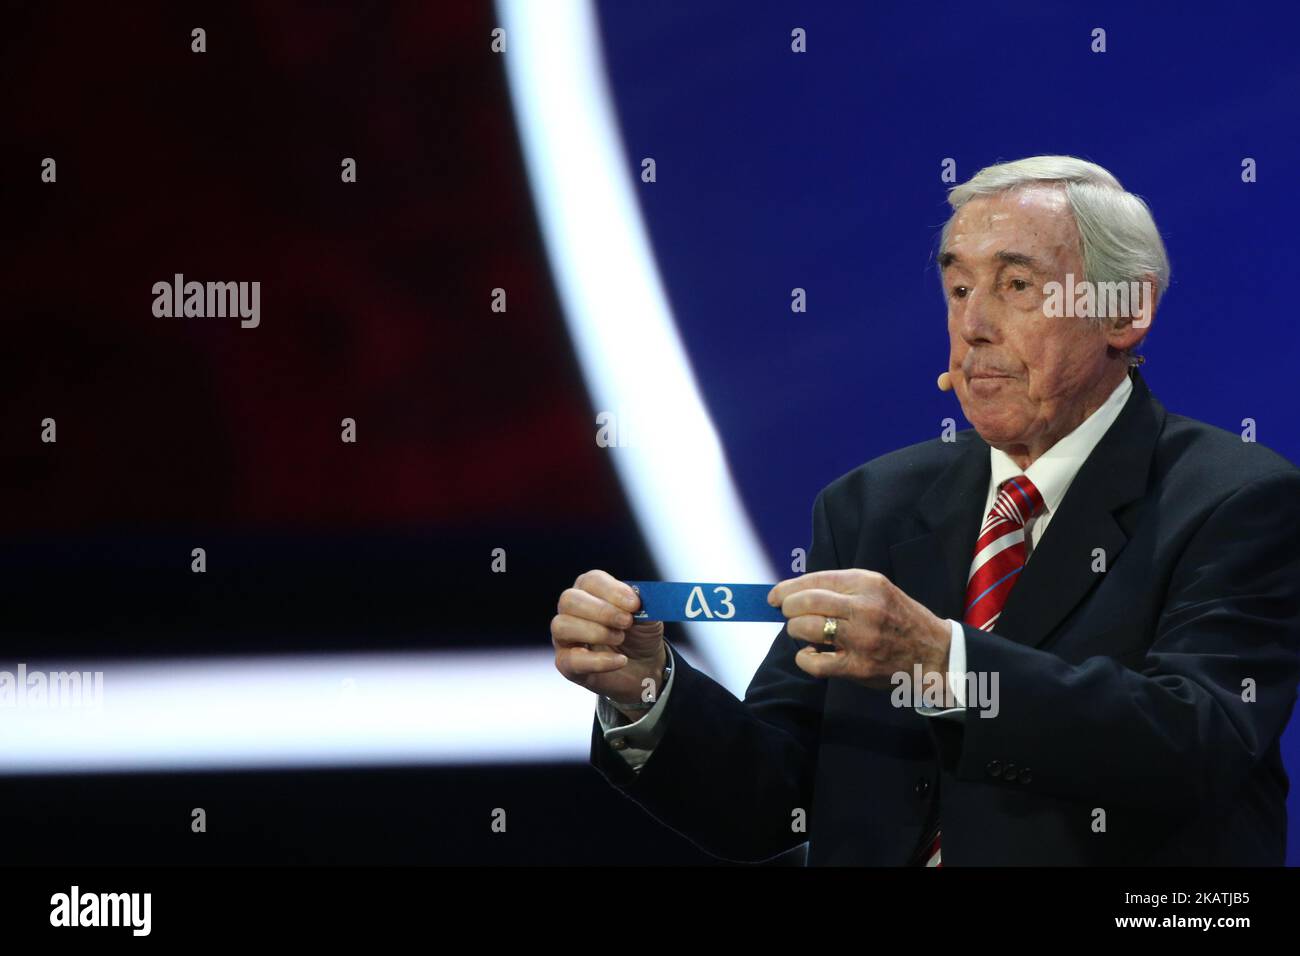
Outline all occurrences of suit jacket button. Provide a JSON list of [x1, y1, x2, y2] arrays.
[[986, 759, 1002, 777], [914, 777, 930, 796], [609, 736, 628, 751], [1002, 763, 1018, 781], [1019, 767, 1032, 784]]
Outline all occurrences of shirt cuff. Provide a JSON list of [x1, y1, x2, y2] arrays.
[[915, 619, 967, 720], [595, 644, 676, 771]]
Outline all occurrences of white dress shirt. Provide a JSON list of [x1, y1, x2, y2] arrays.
[[599, 373, 1135, 766], [919, 371, 1132, 717]]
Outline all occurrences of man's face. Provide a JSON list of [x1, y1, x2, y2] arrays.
[[940, 185, 1116, 458]]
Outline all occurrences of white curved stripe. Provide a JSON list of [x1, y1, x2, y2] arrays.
[[497, 0, 777, 693], [966, 527, 1024, 579], [0, 651, 592, 774]]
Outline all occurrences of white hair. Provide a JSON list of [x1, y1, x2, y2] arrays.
[[940, 155, 1171, 300]]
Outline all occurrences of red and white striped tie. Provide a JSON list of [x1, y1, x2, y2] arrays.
[[921, 475, 1044, 867]]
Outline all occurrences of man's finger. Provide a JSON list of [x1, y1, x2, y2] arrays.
[[778, 588, 858, 624], [794, 644, 845, 678], [768, 568, 885, 607], [786, 613, 846, 645], [551, 614, 626, 649], [559, 646, 629, 675], [573, 569, 641, 613], [557, 587, 636, 631]]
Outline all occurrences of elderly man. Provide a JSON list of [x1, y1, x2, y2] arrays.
[[551, 156, 1300, 865]]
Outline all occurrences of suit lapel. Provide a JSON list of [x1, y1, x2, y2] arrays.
[[996, 370, 1163, 647], [890, 431, 990, 622], [891, 370, 1164, 648]]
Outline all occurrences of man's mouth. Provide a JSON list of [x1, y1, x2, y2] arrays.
[[965, 372, 1016, 394]]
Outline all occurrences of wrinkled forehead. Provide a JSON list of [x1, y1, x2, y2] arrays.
[[945, 185, 1081, 264]]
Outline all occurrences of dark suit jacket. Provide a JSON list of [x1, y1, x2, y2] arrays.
[[591, 370, 1300, 865]]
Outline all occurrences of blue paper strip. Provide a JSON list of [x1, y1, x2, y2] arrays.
[[625, 581, 785, 623]]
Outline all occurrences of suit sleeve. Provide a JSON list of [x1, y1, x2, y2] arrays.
[[956, 469, 1300, 818], [589, 487, 841, 863]]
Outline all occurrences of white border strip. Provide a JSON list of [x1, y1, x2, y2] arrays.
[[0, 651, 592, 774]]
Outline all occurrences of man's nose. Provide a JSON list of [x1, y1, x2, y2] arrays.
[[957, 285, 1000, 345]]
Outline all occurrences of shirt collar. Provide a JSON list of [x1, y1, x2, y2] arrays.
[[988, 373, 1134, 518]]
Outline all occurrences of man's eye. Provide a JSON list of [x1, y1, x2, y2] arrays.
[[950, 286, 969, 299], [1008, 278, 1031, 292]]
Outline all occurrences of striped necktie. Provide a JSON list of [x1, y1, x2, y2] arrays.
[[919, 475, 1044, 867]]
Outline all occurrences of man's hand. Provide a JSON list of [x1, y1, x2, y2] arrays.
[[552, 569, 669, 716], [767, 569, 952, 690]]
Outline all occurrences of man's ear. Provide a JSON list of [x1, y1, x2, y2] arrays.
[[1106, 272, 1157, 351]]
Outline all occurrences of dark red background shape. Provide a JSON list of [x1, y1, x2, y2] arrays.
[[0, 2, 649, 660], [1, 1, 619, 533]]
